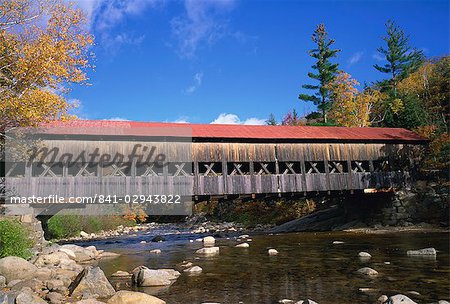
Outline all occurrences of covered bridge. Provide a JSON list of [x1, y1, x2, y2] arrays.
[[5, 120, 426, 201]]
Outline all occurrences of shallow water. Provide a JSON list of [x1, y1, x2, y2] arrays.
[[77, 228, 450, 303]]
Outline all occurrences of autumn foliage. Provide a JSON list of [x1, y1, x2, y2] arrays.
[[0, 0, 93, 132]]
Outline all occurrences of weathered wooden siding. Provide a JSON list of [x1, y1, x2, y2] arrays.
[[6, 139, 413, 197]]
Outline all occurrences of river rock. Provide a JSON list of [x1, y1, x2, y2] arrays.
[[35, 267, 53, 281], [235, 243, 250, 248], [268, 249, 279, 256], [74, 300, 106, 304], [377, 295, 388, 303], [358, 252, 372, 258], [69, 266, 115, 299], [132, 268, 176, 287], [406, 248, 436, 256], [107, 290, 166, 304], [60, 244, 96, 262], [203, 236, 215, 245], [387, 294, 417, 304], [0, 276, 5, 288], [34, 251, 71, 267], [99, 251, 120, 258], [356, 267, 378, 276], [150, 249, 161, 254], [0, 256, 38, 283], [46, 291, 65, 304], [151, 235, 165, 242], [184, 266, 202, 274], [7, 279, 22, 287], [196, 247, 220, 255], [279, 299, 294, 303], [59, 248, 77, 259], [179, 261, 193, 268], [15, 291, 47, 304], [111, 271, 131, 278], [239, 234, 250, 239], [333, 241, 344, 244], [80, 231, 89, 238], [158, 269, 181, 280], [438, 301, 450, 304], [296, 300, 318, 304], [11, 278, 44, 293]]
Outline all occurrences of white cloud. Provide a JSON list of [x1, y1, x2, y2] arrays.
[[210, 113, 265, 125], [171, 0, 237, 58], [172, 117, 190, 123], [243, 117, 266, 125], [103, 117, 130, 121], [114, 33, 145, 45], [372, 52, 385, 61], [72, 0, 162, 49], [348, 51, 363, 65], [185, 72, 203, 94]]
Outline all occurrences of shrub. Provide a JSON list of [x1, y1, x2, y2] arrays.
[[0, 219, 33, 259], [47, 215, 82, 239], [47, 214, 136, 240]]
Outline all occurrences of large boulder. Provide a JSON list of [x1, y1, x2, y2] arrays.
[[34, 251, 72, 267], [406, 248, 436, 256], [195, 247, 219, 256], [59, 245, 97, 262], [69, 266, 115, 299], [10, 278, 44, 293], [131, 267, 178, 287], [0, 256, 38, 283], [356, 267, 378, 276], [107, 290, 166, 304], [15, 291, 47, 304], [387, 294, 417, 304]]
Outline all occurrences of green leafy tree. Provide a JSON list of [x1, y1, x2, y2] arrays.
[[266, 113, 278, 126], [299, 23, 340, 123], [374, 19, 424, 92]]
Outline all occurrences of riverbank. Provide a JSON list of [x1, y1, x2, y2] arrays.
[[1, 220, 449, 303]]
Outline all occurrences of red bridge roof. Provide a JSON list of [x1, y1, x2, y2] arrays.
[[41, 120, 426, 143]]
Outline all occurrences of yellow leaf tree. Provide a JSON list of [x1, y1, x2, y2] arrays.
[[0, 0, 93, 133], [327, 72, 385, 127]]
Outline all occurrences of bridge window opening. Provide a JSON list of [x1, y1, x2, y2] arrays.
[[328, 161, 348, 173], [254, 162, 276, 175], [136, 162, 163, 176], [279, 162, 301, 175], [67, 163, 97, 177], [305, 161, 325, 174], [199, 162, 222, 176], [227, 162, 250, 176], [351, 161, 370, 173], [102, 163, 132, 176], [168, 162, 192, 176], [32, 162, 64, 177], [5, 162, 26, 177]]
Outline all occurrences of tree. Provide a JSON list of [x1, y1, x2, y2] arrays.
[[0, 0, 93, 135], [299, 23, 340, 123], [266, 113, 278, 126], [327, 72, 385, 127], [282, 109, 303, 126], [374, 20, 424, 92]]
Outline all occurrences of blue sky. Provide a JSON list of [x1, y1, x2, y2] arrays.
[[70, 0, 449, 124]]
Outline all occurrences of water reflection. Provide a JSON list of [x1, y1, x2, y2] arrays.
[[77, 231, 449, 303]]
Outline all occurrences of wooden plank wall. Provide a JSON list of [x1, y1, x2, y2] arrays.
[[7, 139, 409, 197]]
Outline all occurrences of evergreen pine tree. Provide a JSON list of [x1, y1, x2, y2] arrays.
[[266, 113, 278, 125], [374, 19, 424, 92], [299, 23, 340, 123]]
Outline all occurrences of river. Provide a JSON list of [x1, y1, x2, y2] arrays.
[[74, 227, 449, 303]]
